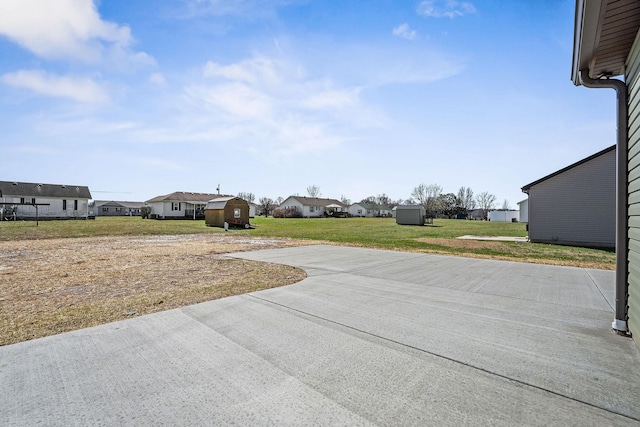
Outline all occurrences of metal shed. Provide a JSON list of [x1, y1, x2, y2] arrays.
[[395, 205, 426, 226], [205, 197, 250, 228]]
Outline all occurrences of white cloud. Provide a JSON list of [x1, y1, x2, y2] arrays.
[[1, 70, 109, 103], [392, 23, 417, 41], [149, 72, 167, 86], [0, 0, 153, 67], [417, 0, 476, 18], [186, 0, 296, 18]]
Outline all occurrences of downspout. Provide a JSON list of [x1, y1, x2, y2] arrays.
[[579, 69, 629, 333]]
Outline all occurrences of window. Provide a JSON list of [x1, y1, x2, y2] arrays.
[[74, 200, 78, 210], [102, 207, 109, 213], [172, 202, 181, 211], [63, 200, 67, 210], [234, 208, 241, 218], [32, 198, 36, 204], [309, 206, 315, 212], [20, 197, 24, 204]]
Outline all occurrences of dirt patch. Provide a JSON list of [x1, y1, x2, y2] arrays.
[[0, 234, 312, 346]]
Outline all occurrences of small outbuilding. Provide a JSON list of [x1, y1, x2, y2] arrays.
[[395, 205, 426, 226], [205, 196, 250, 228], [488, 209, 520, 222]]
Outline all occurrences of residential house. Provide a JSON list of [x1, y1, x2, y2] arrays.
[[278, 196, 347, 218], [0, 180, 92, 220], [521, 145, 615, 249], [145, 191, 231, 220], [91, 200, 144, 217], [572, 0, 640, 339], [348, 201, 392, 217]]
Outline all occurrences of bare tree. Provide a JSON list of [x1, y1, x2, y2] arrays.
[[501, 199, 510, 210], [376, 193, 391, 206], [457, 186, 475, 211], [275, 196, 284, 206], [258, 197, 274, 217], [307, 185, 320, 198], [411, 184, 429, 207], [237, 192, 255, 203], [340, 195, 351, 205], [476, 191, 497, 220]]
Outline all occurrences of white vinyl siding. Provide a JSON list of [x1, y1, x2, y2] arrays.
[[626, 29, 640, 340]]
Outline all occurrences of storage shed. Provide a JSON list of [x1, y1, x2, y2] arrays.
[[395, 205, 426, 226], [205, 196, 250, 228], [488, 210, 520, 222]]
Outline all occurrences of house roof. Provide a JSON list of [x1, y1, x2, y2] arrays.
[[92, 200, 144, 209], [0, 181, 91, 199], [285, 196, 347, 208], [572, 0, 640, 84], [521, 145, 615, 192], [354, 201, 391, 211], [146, 192, 232, 204]]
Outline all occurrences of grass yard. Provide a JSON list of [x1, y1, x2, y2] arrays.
[[0, 216, 615, 269]]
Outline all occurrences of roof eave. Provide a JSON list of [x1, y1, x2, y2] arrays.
[[571, 0, 603, 85]]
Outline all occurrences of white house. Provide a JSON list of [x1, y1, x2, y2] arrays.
[[91, 200, 144, 217], [0, 181, 92, 220], [488, 209, 520, 222], [517, 199, 529, 224], [145, 191, 231, 220], [348, 201, 392, 217], [279, 196, 347, 218]]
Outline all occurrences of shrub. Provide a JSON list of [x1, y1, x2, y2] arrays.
[[273, 206, 302, 218]]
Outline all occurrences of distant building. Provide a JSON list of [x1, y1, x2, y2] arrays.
[[278, 196, 347, 218], [488, 209, 520, 222], [145, 191, 232, 220], [521, 145, 615, 249], [517, 199, 528, 224], [92, 200, 144, 217], [0, 180, 92, 220]]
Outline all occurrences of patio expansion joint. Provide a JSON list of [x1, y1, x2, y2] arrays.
[[584, 269, 614, 312], [247, 293, 640, 423]]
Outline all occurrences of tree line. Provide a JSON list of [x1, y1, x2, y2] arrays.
[[236, 183, 507, 219]]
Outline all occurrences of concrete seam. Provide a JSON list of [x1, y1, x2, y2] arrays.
[[585, 269, 614, 312], [248, 293, 640, 423]]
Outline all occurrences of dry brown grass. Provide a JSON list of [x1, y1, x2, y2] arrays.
[[0, 234, 311, 346]]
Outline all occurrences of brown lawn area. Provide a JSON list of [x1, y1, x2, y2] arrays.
[[0, 234, 311, 346]]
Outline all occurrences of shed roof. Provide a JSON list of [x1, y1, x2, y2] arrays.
[[205, 196, 246, 210], [146, 192, 231, 204], [572, 0, 640, 84], [521, 145, 615, 192], [395, 205, 424, 210], [0, 181, 91, 199]]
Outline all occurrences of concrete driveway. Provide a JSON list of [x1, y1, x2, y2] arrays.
[[1, 245, 639, 426]]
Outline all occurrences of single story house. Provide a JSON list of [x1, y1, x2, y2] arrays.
[[145, 191, 232, 220], [517, 199, 529, 224], [91, 200, 144, 217], [0, 180, 92, 220], [395, 205, 426, 226], [278, 196, 348, 218], [205, 196, 250, 228], [521, 145, 615, 249], [488, 209, 520, 222], [348, 201, 392, 217], [467, 208, 485, 220], [572, 0, 640, 338]]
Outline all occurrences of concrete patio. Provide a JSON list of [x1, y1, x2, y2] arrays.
[[1, 245, 638, 426]]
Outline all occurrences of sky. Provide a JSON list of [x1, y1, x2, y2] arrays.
[[0, 0, 618, 207]]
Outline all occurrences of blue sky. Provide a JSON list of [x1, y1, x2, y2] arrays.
[[0, 0, 617, 207]]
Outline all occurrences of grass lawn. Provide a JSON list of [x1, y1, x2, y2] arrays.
[[0, 216, 615, 269]]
